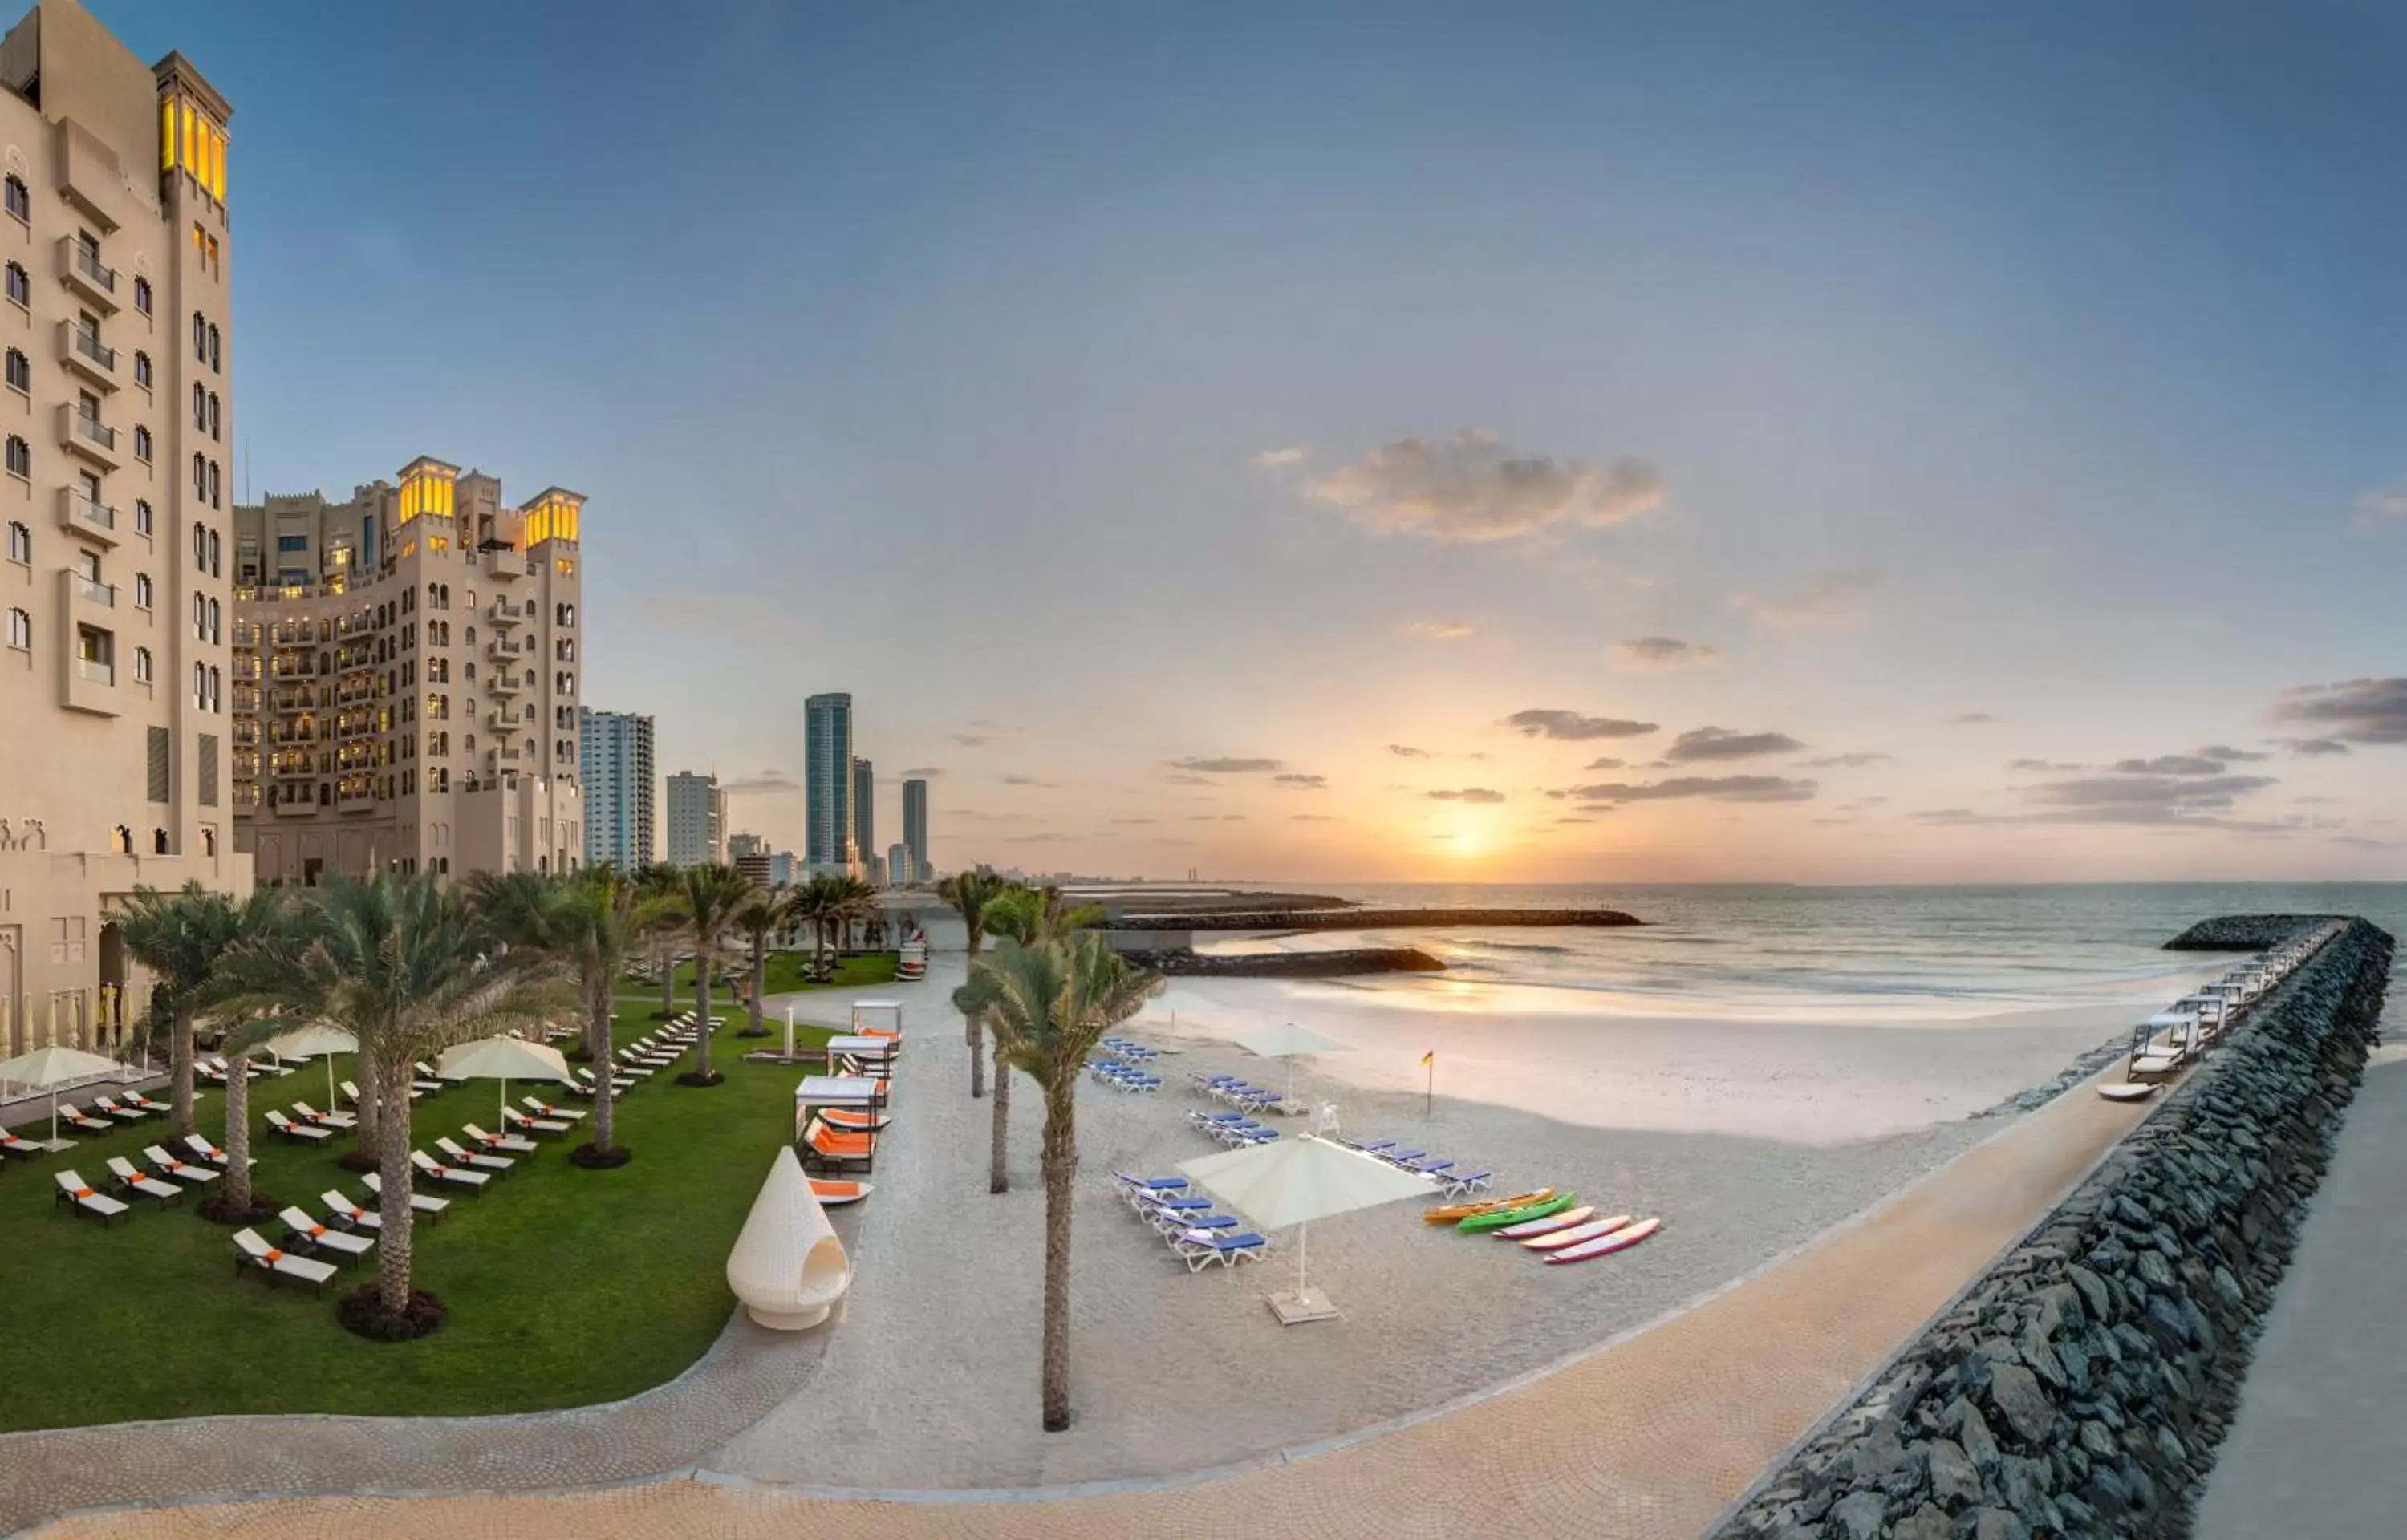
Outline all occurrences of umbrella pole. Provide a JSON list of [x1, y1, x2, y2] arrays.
[[1297, 1219, 1310, 1299]]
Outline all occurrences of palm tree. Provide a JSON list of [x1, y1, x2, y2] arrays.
[[939, 867, 1007, 1099], [115, 881, 290, 1140], [955, 933, 1160, 1430], [733, 889, 791, 1036], [201, 873, 570, 1331], [672, 864, 756, 1084], [635, 862, 684, 1018], [977, 886, 1107, 1195]]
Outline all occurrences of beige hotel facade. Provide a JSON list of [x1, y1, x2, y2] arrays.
[[0, 0, 245, 1055]]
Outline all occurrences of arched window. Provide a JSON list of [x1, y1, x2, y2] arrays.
[[207, 392, 219, 440], [201, 826, 216, 857], [134, 646, 152, 683], [209, 665, 221, 710], [208, 529, 219, 576], [132, 425, 152, 462], [192, 310, 206, 360], [206, 460, 219, 508], [192, 593, 206, 638], [133, 275, 152, 314], [132, 350, 151, 389], [3, 435, 27, 477], [2, 176, 26, 220], [152, 829, 169, 855], [191, 382, 204, 428], [192, 452, 205, 500], [3, 261, 26, 306], [112, 825, 132, 855], [134, 572, 152, 609], [2, 347, 26, 392], [6, 606, 27, 649], [134, 499, 152, 536], [207, 324, 220, 371], [193, 521, 207, 567], [5, 521, 26, 563]]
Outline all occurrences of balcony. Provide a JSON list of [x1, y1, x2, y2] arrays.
[[269, 690, 312, 715], [231, 622, 261, 649], [57, 404, 120, 471], [480, 547, 526, 582], [487, 599, 523, 626], [230, 657, 260, 682], [54, 486, 118, 548], [268, 725, 319, 746], [272, 623, 316, 647], [57, 321, 118, 391], [270, 656, 317, 679], [484, 708, 518, 731], [271, 786, 318, 817], [335, 614, 375, 638], [486, 745, 522, 767], [485, 670, 523, 696], [58, 237, 119, 314], [232, 723, 259, 746], [339, 783, 376, 813], [485, 638, 522, 662]]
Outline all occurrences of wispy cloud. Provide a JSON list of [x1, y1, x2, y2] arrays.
[[1800, 752, 1891, 769], [1388, 744, 1431, 758], [1730, 568, 1878, 630], [1110, 817, 1156, 825], [1402, 621, 1475, 641], [1583, 756, 1626, 771], [1163, 772, 1218, 786], [1308, 430, 1662, 543], [1273, 772, 1328, 789], [2194, 744, 2271, 764], [2271, 736, 2352, 758], [1001, 774, 1058, 788], [1942, 713, 1995, 727], [1503, 709, 1659, 741], [2270, 678, 2407, 746], [1167, 756, 1284, 773], [899, 766, 945, 779], [1666, 726, 1805, 763], [2007, 759, 2088, 772], [2352, 480, 2407, 531], [1426, 788, 1505, 804], [1251, 444, 1306, 470], [721, 771, 798, 793], [953, 733, 994, 748], [1561, 776, 1816, 804], [1290, 813, 1337, 822], [1608, 636, 1721, 673]]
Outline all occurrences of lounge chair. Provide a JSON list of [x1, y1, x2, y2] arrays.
[[91, 1096, 149, 1123], [818, 1108, 890, 1133], [56, 1103, 113, 1133], [408, 1149, 492, 1191], [462, 1122, 539, 1155], [1441, 1169, 1493, 1198], [278, 1206, 375, 1262], [181, 1133, 233, 1166], [523, 1095, 586, 1123], [1, 1125, 43, 1158], [144, 1145, 221, 1185], [801, 1119, 875, 1172], [362, 1172, 453, 1217], [293, 1101, 357, 1130], [106, 1155, 186, 1207], [196, 1060, 229, 1084], [433, 1135, 513, 1175], [230, 1228, 339, 1295], [409, 1063, 445, 1095], [501, 1107, 570, 1137], [121, 1090, 169, 1114], [53, 1169, 129, 1224], [1171, 1228, 1268, 1271], [321, 1189, 384, 1230], [1111, 1171, 1190, 1202], [265, 1110, 333, 1144]]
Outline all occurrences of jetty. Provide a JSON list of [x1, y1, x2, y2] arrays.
[[1084, 893, 1639, 977]]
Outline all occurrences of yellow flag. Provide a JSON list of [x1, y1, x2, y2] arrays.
[[1419, 1050, 1434, 1067]]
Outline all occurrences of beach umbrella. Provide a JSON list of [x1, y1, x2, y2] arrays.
[[0, 1044, 121, 1149], [1235, 1022, 1352, 1104], [435, 1035, 574, 1124], [262, 1023, 357, 1111], [1179, 1133, 1433, 1325]]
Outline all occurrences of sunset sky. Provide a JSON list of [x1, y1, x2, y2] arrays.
[[117, 1, 2404, 881]]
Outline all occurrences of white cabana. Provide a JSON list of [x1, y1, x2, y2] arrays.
[[1235, 1022, 1351, 1106], [436, 1035, 574, 1123], [726, 1145, 851, 1329], [0, 1044, 123, 1149], [850, 999, 903, 1035], [262, 1024, 358, 1111], [1179, 1133, 1434, 1325]]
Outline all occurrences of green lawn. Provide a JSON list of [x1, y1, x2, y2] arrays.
[[0, 1014, 828, 1433], [634, 950, 899, 1003]]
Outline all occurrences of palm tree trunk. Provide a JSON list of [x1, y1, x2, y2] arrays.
[[355, 1053, 381, 1154], [591, 987, 618, 1153], [168, 1007, 196, 1140], [659, 941, 676, 1017], [988, 1040, 1011, 1194], [749, 937, 766, 1035], [1039, 1084, 1078, 1432], [966, 934, 987, 1100], [375, 1052, 417, 1314], [693, 952, 716, 1080], [224, 1059, 253, 1210]]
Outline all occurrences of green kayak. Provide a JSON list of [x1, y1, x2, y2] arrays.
[[1459, 1190, 1577, 1234]]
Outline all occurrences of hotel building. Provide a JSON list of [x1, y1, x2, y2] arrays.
[[0, 0, 247, 1053], [664, 769, 722, 868], [228, 458, 586, 883], [579, 706, 652, 870]]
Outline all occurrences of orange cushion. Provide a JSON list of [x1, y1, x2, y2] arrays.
[[308, 1225, 327, 1238], [74, 1187, 93, 1199], [264, 1249, 283, 1262]]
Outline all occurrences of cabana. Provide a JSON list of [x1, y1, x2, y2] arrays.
[[726, 1146, 851, 1329]]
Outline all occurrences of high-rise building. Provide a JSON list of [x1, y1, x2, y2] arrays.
[[803, 691, 854, 873], [579, 707, 652, 872], [0, 1, 248, 1053], [851, 756, 874, 876], [664, 771, 722, 868], [902, 776, 929, 883], [887, 841, 907, 890], [229, 460, 585, 883]]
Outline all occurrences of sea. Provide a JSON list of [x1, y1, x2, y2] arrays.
[[1198, 884, 2407, 1033]]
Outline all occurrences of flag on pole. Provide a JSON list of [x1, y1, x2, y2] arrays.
[[1419, 1050, 1434, 1066]]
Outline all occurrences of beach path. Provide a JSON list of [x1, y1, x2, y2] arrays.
[[32, 1064, 2157, 1540]]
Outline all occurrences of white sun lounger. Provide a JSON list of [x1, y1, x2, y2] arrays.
[[523, 1096, 586, 1123], [105, 1155, 186, 1206], [55, 1103, 113, 1133], [435, 1135, 514, 1174], [408, 1150, 493, 1191], [361, 1172, 452, 1218], [293, 1101, 357, 1129], [144, 1145, 221, 1185], [265, 1109, 334, 1143], [501, 1107, 570, 1137], [92, 1096, 151, 1123], [278, 1206, 376, 1262], [53, 1169, 129, 1224], [321, 1189, 384, 1230], [181, 1133, 237, 1167], [231, 1227, 339, 1295], [464, 1121, 540, 1154]]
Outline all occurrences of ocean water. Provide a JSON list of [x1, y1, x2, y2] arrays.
[[1197, 884, 2407, 1031]]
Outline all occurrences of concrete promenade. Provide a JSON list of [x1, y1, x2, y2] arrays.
[[31, 1064, 2159, 1540]]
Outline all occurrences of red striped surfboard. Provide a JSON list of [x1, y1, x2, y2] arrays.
[[1544, 1214, 1662, 1264]]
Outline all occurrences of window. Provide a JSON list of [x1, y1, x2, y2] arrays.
[[276, 534, 308, 552], [193, 593, 206, 639], [193, 523, 206, 566], [208, 597, 221, 642], [207, 392, 219, 440], [192, 311, 205, 361], [4, 521, 24, 563], [192, 383, 204, 428], [209, 665, 221, 711], [133, 276, 152, 315], [132, 350, 151, 389], [8, 607, 29, 649], [208, 529, 219, 576], [133, 499, 152, 536], [2, 176, 24, 221], [3, 436, 26, 477], [134, 645, 152, 683], [207, 324, 220, 372], [134, 573, 152, 609], [132, 425, 151, 462], [206, 460, 219, 508], [193, 452, 205, 500], [2, 262, 22, 307], [2, 348, 24, 392]]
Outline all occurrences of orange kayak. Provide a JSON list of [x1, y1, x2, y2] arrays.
[[1423, 1187, 1555, 1225]]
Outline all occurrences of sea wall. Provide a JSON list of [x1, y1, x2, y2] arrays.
[[1709, 917, 2395, 1540], [1108, 906, 1641, 933], [2163, 914, 2344, 952], [1118, 946, 1447, 979]]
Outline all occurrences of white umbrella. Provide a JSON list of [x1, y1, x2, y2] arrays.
[[0, 1044, 122, 1149], [1179, 1133, 1434, 1324], [1235, 1022, 1352, 1105], [262, 1024, 358, 1112], [436, 1035, 574, 1124]]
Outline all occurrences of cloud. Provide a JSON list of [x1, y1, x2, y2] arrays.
[[1943, 713, 1995, 727], [1273, 773, 1328, 789], [2270, 678, 2407, 746], [948, 809, 1035, 823], [1163, 772, 1218, 786], [1167, 756, 1284, 773], [1583, 757, 1626, 771], [1503, 709, 1659, 741], [720, 771, 798, 794], [1388, 744, 1431, 758], [899, 766, 945, 779], [1307, 429, 1662, 543], [1001, 774, 1058, 788], [1555, 816, 1600, 824], [1608, 636, 1721, 673], [952, 733, 993, 748], [1564, 776, 1818, 804], [1251, 444, 1306, 470], [2109, 756, 2230, 776], [1426, 788, 1505, 804], [1109, 817, 1156, 825], [1290, 814, 1336, 822], [1666, 726, 1805, 763], [2271, 736, 2352, 758], [2352, 481, 2407, 531], [1729, 567, 1878, 630], [1402, 621, 1475, 641], [1800, 752, 1891, 769], [2007, 759, 2087, 772], [2032, 773, 2278, 813], [1185, 813, 1248, 822], [2194, 744, 2271, 763]]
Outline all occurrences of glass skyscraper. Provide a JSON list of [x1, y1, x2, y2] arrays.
[[580, 709, 655, 871], [902, 776, 930, 883], [804, 692, 856, 873]]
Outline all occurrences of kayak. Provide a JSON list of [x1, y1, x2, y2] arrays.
[[1459, 1190, 1577, 1234], [1423, 1187, 1555, 1225], [1545, 1215, 1662, 1264], [1521, 1214, 1634, 1252], [1493, 1204, 1595, 1240]]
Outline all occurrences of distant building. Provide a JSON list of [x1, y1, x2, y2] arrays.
[[581, 709, 654, 871], [768, 850, 794, 887], [727, 831, 765, 860], [664, 771, 724, 868], [887, 841, 907, 889], [852, 756, 875, 877], [804, 692, 854, 873], [732, 849, 771, 888], [902, 777, 929, 882]]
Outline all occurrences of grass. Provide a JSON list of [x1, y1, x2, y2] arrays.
[[0, 1012, 835, 1433], [638, 950, 900, 1003]]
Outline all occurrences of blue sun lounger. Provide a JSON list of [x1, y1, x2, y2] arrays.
[[1173, 1229, 1268, 1271]]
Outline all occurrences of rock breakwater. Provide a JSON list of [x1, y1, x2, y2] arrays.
[[1107, 906, 1640, 932], [1119, 947, 1447, 979], [2164, 914, 2345, 952], [1710, 916, 2396, 1540]]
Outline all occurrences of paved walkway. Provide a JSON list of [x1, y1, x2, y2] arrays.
[[2190, 1045, 2407, 1539], [29, 1062, 2160, 1540]]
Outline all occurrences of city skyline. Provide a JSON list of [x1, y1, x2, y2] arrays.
[[96, 1, 2407, 883]]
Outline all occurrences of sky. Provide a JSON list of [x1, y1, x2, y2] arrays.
[[91, 0, 2406, 883]]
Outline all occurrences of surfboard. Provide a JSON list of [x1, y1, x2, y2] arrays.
[[2096, 1082, 2157, 1103], [1520, 1214, 1634, 1252], [1493, 1204, 1596, 1240], [1545, 1215, 1662, 1264], [1458, 1190, 1577, 1233]]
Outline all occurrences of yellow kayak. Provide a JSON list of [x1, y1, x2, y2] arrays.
[[1423, 1186, 1556, 1225]]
